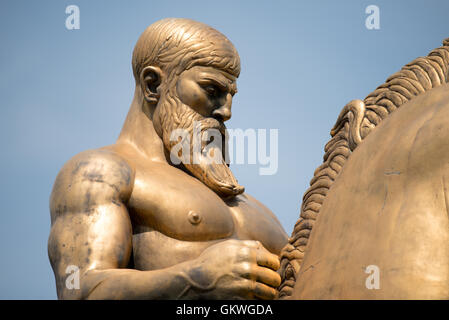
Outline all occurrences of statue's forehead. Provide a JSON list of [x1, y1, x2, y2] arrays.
[[193, 66, 236, 81]]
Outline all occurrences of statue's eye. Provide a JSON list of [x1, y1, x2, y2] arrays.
[[204, 85, 219, 97]]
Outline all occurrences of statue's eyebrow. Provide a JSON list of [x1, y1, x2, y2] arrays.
[[198, 74, 229, 91], [197, 73, 237, 95]]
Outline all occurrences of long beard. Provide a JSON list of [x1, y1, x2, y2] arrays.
[[155, 92, 244, 198]]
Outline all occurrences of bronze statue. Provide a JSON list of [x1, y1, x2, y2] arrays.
[[48, 18, 288, 300], [279, 38, 449, 299], [49, 15, 449, 300]]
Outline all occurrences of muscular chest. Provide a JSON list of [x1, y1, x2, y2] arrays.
[[127, 163, 286, 254], [128, 164, 234, 241]]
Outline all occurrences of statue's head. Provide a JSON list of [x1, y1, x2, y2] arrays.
[[132, 18, 244, 198]]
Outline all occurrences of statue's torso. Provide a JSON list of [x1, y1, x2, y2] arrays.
[[116, 150, 287, 271], [293, 84, 449, 299]]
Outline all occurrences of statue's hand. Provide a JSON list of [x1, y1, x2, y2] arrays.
[[183, 239, 281, 299]]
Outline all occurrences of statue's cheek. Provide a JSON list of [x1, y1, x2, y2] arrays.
[[176, 78, 213, 116]]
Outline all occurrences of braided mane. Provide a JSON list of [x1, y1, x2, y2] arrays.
[[279, 38, 449, 298]]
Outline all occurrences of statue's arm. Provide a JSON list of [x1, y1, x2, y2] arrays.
[[49, 149, 281, 299], [47, 150, 201, 299]]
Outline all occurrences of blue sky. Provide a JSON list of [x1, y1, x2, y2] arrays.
[[0, 0, 448, 299]]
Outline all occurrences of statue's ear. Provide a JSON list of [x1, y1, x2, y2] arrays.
[[140, 66, 163, 104]]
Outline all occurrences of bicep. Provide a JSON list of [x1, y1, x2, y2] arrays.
[[48, 203, 133, 296], [48, 150, 135, 297]]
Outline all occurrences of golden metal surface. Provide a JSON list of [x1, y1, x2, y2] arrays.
[[49, 17, 449, 300], [48, 18, 288, 300], [279, 38, 449, 299]]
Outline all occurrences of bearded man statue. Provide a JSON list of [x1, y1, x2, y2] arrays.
[[48, 18, 288, 300]]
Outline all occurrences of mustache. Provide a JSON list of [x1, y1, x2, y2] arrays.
[[196, 117, 226, 133]]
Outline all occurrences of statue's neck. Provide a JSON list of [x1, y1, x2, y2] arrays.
[[117, 87, 167, 162]]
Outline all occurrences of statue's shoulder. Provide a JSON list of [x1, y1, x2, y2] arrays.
[[50, 147, 135, 216]]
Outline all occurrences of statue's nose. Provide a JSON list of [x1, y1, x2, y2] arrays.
[[212, 105, 232, 122], [212, 95, 232, 122]]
